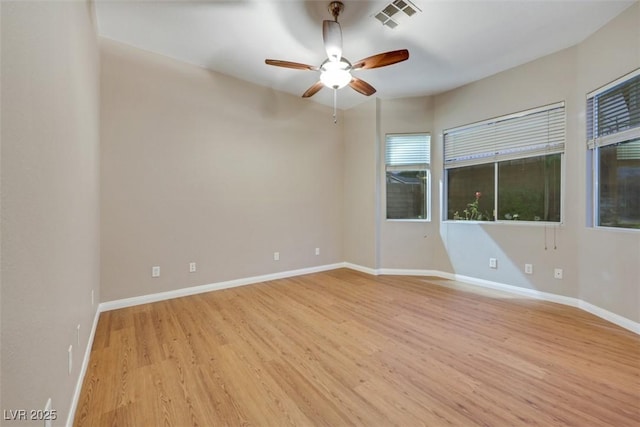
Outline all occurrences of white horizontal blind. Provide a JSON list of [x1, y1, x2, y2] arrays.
[[616, 139, 640, 160], [385, 133, 430, 171], [444, 102, 565, 169], [587, 69, 640, 149]]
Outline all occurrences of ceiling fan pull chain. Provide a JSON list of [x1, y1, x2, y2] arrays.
[[333, 89, 338, 123]]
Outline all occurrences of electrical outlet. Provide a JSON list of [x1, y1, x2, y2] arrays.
[[315, 248, 320, 256], [525, 264, 533, 275], [68, 345, 73, 375], [489, 258, 497, 269], [273, 252, 280, 261], [554, 268, 563, 279], [152, 266, 160, 277], [189, 262, 196, 273]]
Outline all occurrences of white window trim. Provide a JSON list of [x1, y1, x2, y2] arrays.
[[384, 132, 431, 222], [587, 68, 640, 231], [443, 103, 566, 224], [587, 68, 640, 99], [442, 155, 566, 225]]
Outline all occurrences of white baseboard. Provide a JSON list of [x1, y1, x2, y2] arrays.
[[377, 267, 445, 277], [100, 262, 345, 312], [66, 262, 638, 427], [367, 265, 639, 335], [68, 262, 343, 426], [449, 272, 581, 307], [579, 300, 640, 335], [342, 262, 378, 276], [66, 306, 101, 427]]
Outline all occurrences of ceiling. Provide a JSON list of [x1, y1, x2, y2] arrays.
[[95, 0, 635, 110]]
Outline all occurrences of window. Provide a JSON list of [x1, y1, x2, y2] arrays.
[[587, 69, 640, 229], [498, 155, 561, 222], [447, 164, 494, 220], [385, 133, 430, 220], [444, 102, 565, 222]]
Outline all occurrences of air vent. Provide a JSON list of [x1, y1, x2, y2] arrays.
[[382, 4, 399, 17], [373, 0, 421, 28]]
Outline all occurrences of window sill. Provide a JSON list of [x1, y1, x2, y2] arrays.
[[444, 220, 564, 227], [386, 219, 430, 223], [592, 225, 640, 234]]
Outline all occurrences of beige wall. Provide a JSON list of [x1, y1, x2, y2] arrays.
[[574, 3, 640, 320], [1, 0, 100, 424], [431, 3, 639, 321], [357, 2, 639, 322], [100, 39, 344, 301], [433, 44, 581, 299], [377, 96, 452, 271], [342, 3, 639, 323], [1, 3, 637, 423], [343, 99, 379, 269]]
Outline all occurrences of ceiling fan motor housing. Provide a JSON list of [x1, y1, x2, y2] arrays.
[[328, 1, 344, 21]]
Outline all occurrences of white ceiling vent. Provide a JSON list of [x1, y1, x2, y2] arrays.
[[374, 0, 421, 29]]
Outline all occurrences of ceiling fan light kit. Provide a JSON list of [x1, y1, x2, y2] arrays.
[[265, 1, 410, 122], [320, 58, 352, 89]]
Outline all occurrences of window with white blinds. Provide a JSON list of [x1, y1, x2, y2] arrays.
[[385, 133, 430, 220], [385, 133, 430, 170], [587, 69, 640, 149], [587, 69, 640, 230], [444, 102, 565, 169]]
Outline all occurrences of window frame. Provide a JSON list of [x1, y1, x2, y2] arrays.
[[443, 102, 566, 225], [384, 132, 431, 222], [587, 68, 640, 232], [443, 154, 565, 225]]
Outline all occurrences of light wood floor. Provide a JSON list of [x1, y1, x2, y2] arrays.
[[74, 269, 640, 426]]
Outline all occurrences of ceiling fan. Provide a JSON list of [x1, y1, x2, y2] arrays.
[[265, 1, 409, 120]]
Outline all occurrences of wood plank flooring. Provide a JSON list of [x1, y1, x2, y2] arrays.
[[74, 269, 640, 426]]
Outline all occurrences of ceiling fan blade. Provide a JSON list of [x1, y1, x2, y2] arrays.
[[322, 20, 342, 62], [265, 59, 318, 71], [302, 81, 325, 98], [349, 77, 376, 96], [351, 49, 409, 70]]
